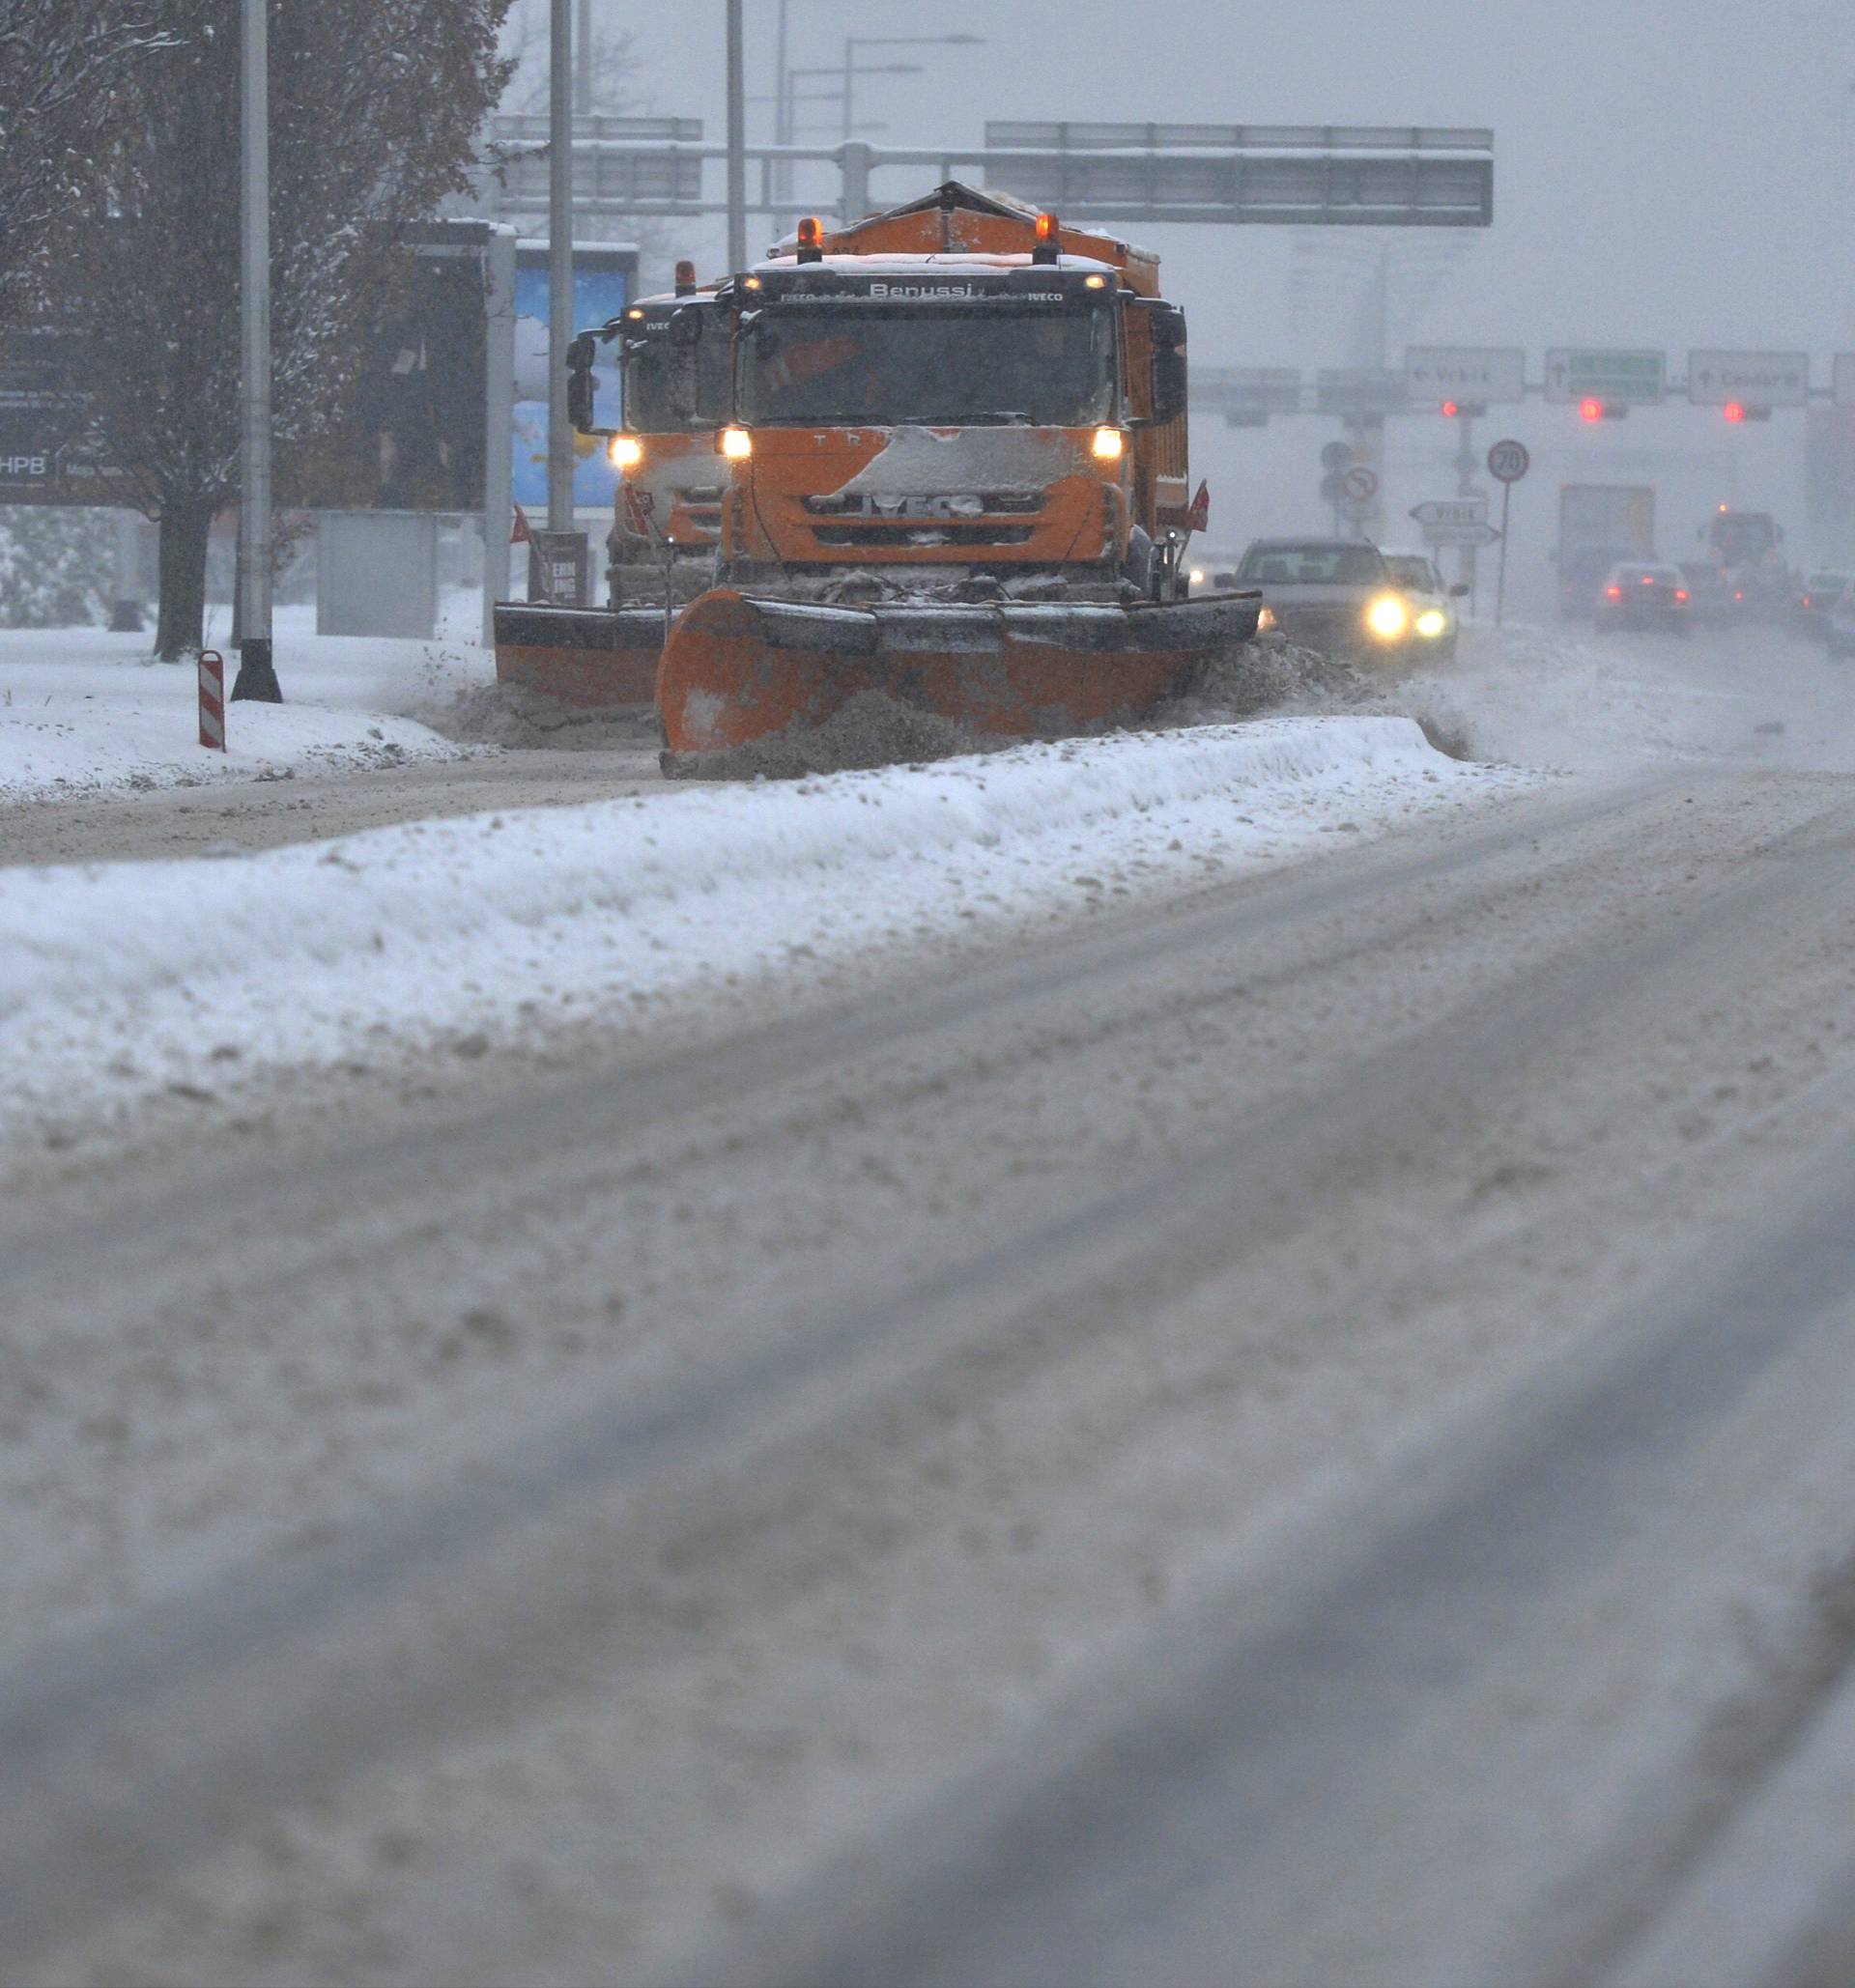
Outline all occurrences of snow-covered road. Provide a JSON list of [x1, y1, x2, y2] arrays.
[[6, 622, 1855, 1984]]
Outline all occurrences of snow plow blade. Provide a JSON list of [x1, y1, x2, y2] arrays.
[[492, 603, 666, 708], [658, 588, 1266, 754]]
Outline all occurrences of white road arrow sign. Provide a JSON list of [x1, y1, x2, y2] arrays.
[[1404, 346, 1527, 404], [1423, 521, 1503, 548], [1409, 498, 1488, 528], [1686, 350, 1810, 409]]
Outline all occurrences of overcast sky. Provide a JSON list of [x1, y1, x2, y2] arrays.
[[552, 0, 1855, 598]]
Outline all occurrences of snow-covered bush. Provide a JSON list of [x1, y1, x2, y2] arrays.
[[0, 506, 114, 628]]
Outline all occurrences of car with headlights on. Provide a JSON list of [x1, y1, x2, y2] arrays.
[[1381, 548, 1468, 662], [1233, 538, 1417, 663]]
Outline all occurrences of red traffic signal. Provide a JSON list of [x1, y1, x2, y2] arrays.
[[1580, 398, 1604, 423], [1724, 400, 1745, 424], [1441, 399, 1460, 418]]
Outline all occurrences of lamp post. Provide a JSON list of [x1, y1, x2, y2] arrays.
[[547, 0, 572, 534], [726, 0, 746, 270], [233, 0, 279, 701], [841, 33, 983, 141], [782, 61, 919, 174]]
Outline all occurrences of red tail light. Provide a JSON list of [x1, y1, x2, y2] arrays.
[[1675, 588, 1689, 602], [1641, 575, 1655, 585], [1606, 585, 1622, 600]]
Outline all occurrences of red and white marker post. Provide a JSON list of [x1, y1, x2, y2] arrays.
[[198, 648, 226, 751]]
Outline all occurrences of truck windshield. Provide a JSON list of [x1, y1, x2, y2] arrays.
[[738, 304, 1115, 428], [624, 332, 730, 434], [1709, 515, 1777, 565]]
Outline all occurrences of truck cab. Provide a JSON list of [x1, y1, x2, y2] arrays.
[[702, 186, 1193, 603]]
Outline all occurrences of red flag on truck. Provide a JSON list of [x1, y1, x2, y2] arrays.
[[1185, 481, 1211, 533]]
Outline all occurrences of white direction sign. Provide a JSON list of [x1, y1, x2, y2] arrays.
[[1687, 350, 1809, 409], [1404, 346, 1527, 405], [1423, 521, 1502, 548], [1409, 497, 1487, 528], [1544, 349, 1666, 405], [1836, 355, 1855, 409]]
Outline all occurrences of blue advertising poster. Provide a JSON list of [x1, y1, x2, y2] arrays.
[[513, 247, 635, 509]]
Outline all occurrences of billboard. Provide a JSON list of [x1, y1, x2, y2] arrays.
[[512, 244, 635, 510]]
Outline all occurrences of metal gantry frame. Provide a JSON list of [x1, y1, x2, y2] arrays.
[[487, 127, 1496, 233]]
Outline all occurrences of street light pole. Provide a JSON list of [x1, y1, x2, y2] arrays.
[[726, 0, 747, 270], [547, 0, 573, 535], [775, 0, 790, 205], [575, 0, 592, 116], [233, 0, 279, 701], [841, 33, 985, 142]]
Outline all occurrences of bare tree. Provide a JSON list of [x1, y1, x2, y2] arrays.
[[0, 2, 173, 324], [52, 0, 512, 659]]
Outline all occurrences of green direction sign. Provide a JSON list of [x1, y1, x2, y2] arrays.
[[1543, 348, 1666, 405]]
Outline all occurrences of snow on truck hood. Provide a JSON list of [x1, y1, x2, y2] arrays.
[[750, 251, 1123, 279], [828, 425, 1084, 499]]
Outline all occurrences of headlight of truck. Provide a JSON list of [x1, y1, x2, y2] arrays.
[[1365, 593, 1410, 640], [1414, 607, 1447, 639], [608, 435, 643, 469]]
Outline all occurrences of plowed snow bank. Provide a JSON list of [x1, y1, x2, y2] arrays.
[[0, 716, 1537, 1146]]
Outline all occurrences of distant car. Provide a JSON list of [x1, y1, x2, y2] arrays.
[[1793, 571, 1850, 639], [1559, 542, 1640, 619], [1826, 586, 1855, 657], [1381, 549, 1468, 661], [1678, 562, 1737, 629], [1233, 538, 1415, 661], [1595, 562, 1693, 635]]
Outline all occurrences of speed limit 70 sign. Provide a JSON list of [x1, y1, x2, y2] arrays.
[[1486, 439, 1530, 484]]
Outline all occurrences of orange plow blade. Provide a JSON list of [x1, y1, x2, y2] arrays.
[[492, 603, 667, 708], [658, 588, 1265, 755]]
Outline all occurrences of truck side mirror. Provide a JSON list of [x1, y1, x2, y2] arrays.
[[566, 333, 597, 434], [1152, 350, 1187, 425], [1143, 300, 1188, 424]]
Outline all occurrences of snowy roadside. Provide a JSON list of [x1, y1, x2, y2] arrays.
[[0, 715, 1542, 1151], [0, 607, 492, 805]]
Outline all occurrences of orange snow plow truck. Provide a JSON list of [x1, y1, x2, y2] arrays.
[[493, 183, 1262, 755]]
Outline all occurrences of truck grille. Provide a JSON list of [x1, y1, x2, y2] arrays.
[[802, 493, 1043, 519], [809, 523, 1037, 548]]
